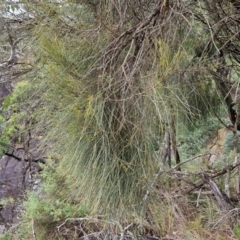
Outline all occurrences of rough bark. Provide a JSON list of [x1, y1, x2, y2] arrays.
[[202, 172, 234, 211]]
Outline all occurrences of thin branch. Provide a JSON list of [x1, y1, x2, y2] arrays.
[[183, 162, 240, 194]]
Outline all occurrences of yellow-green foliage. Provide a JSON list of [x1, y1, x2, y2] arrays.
[[0, 81, 31, 155], [158, 39, 188, 79]]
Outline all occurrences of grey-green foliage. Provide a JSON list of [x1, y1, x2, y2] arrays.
[[224, 131, 240, 153], [0, 233, 13, 240]]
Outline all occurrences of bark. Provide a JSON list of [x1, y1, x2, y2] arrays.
[[170, 116, 181, 171], [202, 172, 234, 212], [213, 51, 239, 129], [162, 131, 171, 168]]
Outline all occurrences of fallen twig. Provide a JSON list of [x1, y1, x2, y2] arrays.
[[57, 216, 135, 240]]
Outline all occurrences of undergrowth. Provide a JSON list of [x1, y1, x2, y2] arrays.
[[0, 170, 235, 240]]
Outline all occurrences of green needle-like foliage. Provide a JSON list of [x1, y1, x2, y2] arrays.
[[13, 1, 223, 219], [16, 6, 166, 217]]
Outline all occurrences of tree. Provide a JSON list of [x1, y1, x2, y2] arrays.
[[4, 0, 240, 237], [13, 0, 201, 216]]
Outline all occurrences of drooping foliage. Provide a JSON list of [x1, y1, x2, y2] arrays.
[[3, 1, 240, 239], [4, 0, 239, 219], [14, 1, 201, 216]]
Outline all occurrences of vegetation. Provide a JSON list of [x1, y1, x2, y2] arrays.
[[1, 0, 240, 239]]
